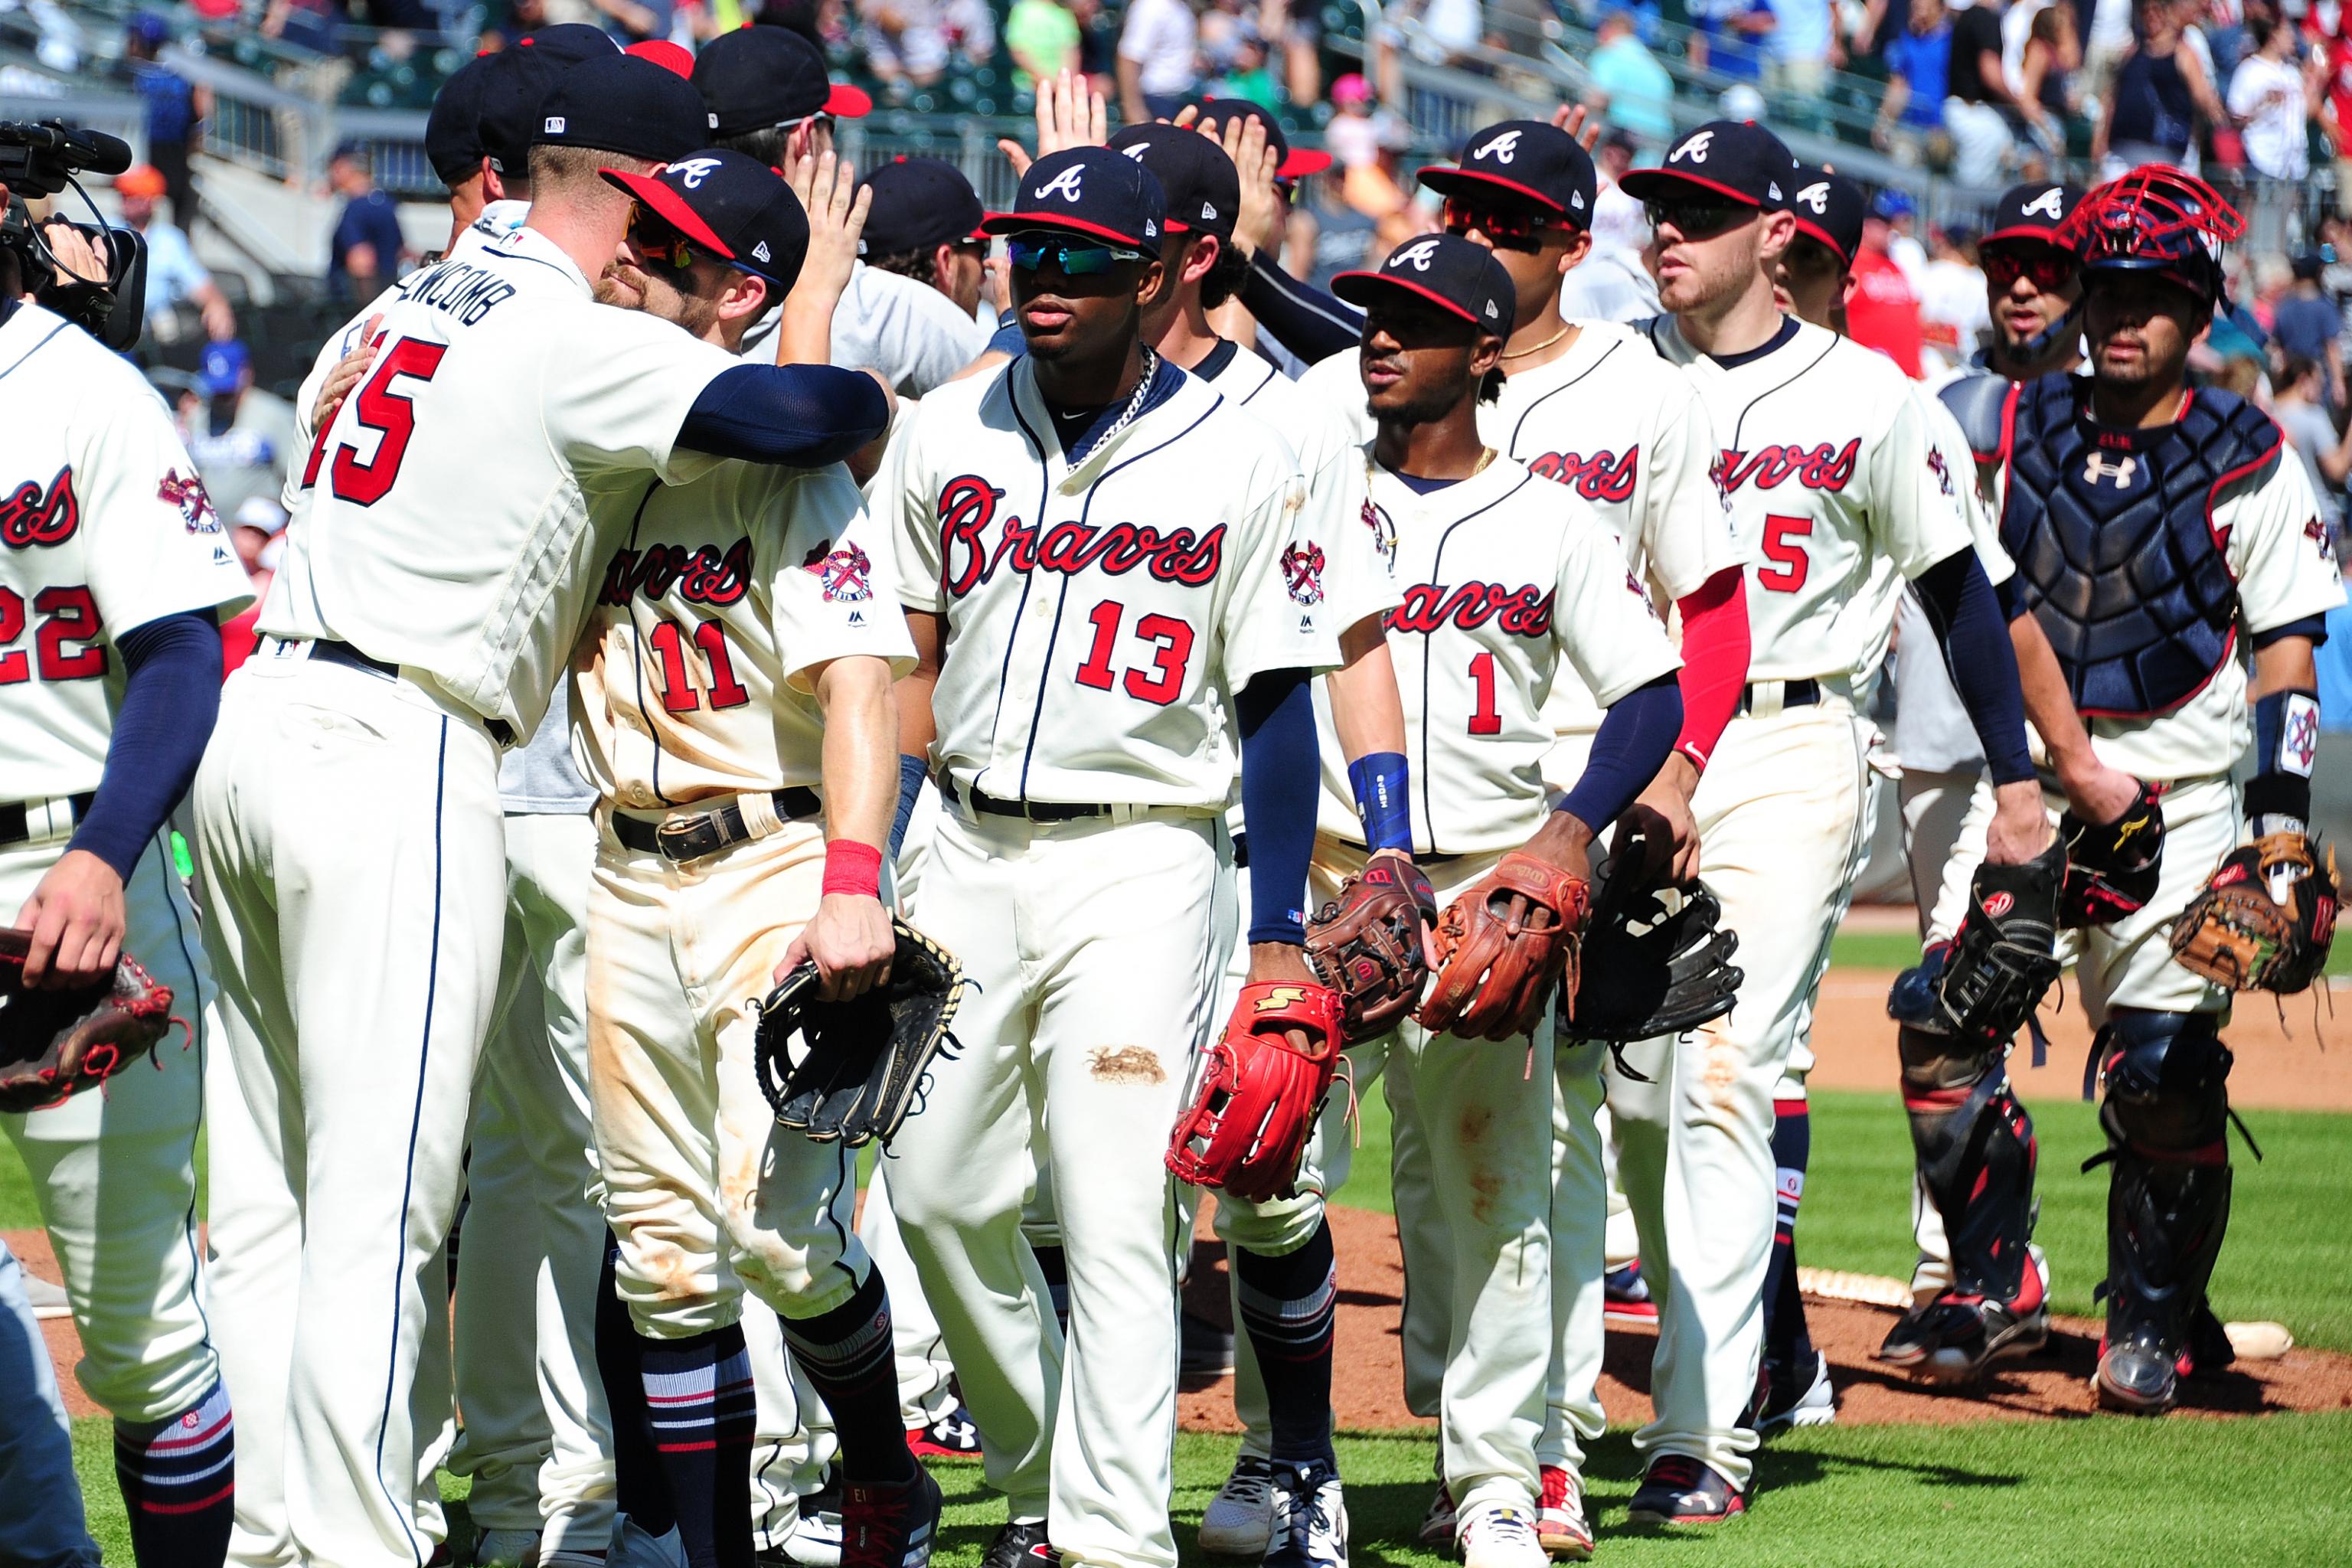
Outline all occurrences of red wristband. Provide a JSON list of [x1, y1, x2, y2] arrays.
[[821, 839, 884, 898]]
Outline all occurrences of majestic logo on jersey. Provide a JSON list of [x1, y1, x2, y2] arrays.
[[156, 469, 219, 534], [1360, 498, 1398, 568], [2020, 186, 2066, 220], [1391, 239, 1442, 271], [1795, 181, 1830, 214], [1280, 542, 1325, 605], [1524, 446, 1639, 505], [668, 157, 723, 189], [1927, 446, 1954, 496], [1671, 130, 1713, 163], [1474, 129, 1522, 163], [1034, 165, 1086, 203], [0, 466, 79, 548], [805, 543, 874, 603], [2082, 452, 2138, 487], [596, 537, 753, 608], [935, 475, 1226, 597], [1386, 582, 1554, 638], [1710, 439, 1860, 494]]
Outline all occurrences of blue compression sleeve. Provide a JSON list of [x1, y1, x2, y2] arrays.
[[68, 611, 221, 880], [1237, 668, 1319, 946], [888, 753, 928, 860], [1348, 751, 1412, 852], [1240, 251, 1364, 364], [1558, 675, 1682, 833], [675, 364, 891, 467], [1913, 548, 2036, 787]]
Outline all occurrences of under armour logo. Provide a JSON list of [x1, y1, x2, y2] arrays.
[[1392, 238, 1442, 271], [1795, 181, 1829, 214], [2022, 186, 2066, 220], [1034, 165, 1086, 202], [1475, 129, 1522, 163], [2083, 452, 2138, 487], [1122, 142, 1150, 160], [1671, 130, 1713, 164], [669, 156, 722, 190]]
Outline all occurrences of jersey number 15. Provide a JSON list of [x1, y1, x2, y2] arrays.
[[301, 338, 449, 505]]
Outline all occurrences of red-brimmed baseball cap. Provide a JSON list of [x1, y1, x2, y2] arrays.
[[1196, 96, 1331, 179], [1418, 120, 1596, 227], [1620, 119, 1798, 211], [694, 24, 871, 137], [626, 39, 695, 78], [1981, 181, 2087, 249], [1332, 232, 1517, 336], [978, 147, 1165, 250], [1107, 123, 1240, 238], [1786, 167, 1866, 267], [601, 149, 810, 286]]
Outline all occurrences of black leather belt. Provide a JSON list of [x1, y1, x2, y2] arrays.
[[1740, 678, 1821, 713], [0, 792, 95, 847], [613, 789, 822, 861], [309, 639, 516, 746], [959, 781, 1113, 822]]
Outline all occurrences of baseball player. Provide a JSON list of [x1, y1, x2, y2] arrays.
[[876, 147, 1337, 1568], [1906, 168, 2343, 1412], [1602, 121, 2051, 1523], [190, 56, 890, 1566], [2, 1236, 103, 1566], [1315, 234, 1685, 1568], [0, 211, 250, 1568]]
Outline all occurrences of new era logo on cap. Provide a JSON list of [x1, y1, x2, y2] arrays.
[[753, 240, 772, 263]]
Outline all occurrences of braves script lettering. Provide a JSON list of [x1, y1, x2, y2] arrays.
[[0, 466, 78, 548], [1711, 439, 1861, 494], [936, 475, 1225, 596], [1387, 582, 1555, 637], [1524, 446, 1639, 505], [597, 537, 753, 608]]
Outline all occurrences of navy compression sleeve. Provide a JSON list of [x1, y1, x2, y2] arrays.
[[67, 611, 222, 880], [1557, 675, 1682, 833], [1236, 668, 1320, 946], [1240, 251, 1364, 364], [1913, 547, 2035, 786], [675, 364, 892, 467]]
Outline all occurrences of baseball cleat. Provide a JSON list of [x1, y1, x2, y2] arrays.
[[1416, 1477, 1457, 1547], [1752, 1348, 1837, 1432], [839, 1468, 940, 1568], [1894, 1292, 2050, 1385], [769, 1478, 844, 1568], [1458, 1504, 1546, 1568], [613, 1514, 689, 1568], [1602, 1261, 1658, 1326], [1535, 1466, 1593, 1561], [1197, 1455, 1276, 1556], [979, 1520, 1054, 1568], [472, 1528, 539, 1566], [1181, 1309, 1237, 1380], [1626, 1455, 1746, 1525], [1262, 1457, 1347, 1568], [906, 1405, 983, 1459], [2095, 1331, 2184, 1415], [20, 1269, 70, 1320]]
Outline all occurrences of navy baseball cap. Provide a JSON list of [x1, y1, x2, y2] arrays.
[[858, 156, 986, 256], [1620, 120, 1797, 211], [1982, 181, 2086, 248], [694, 24, 871, 138], [198, 338, 250, 397], [518, 22, 620, 65], [1196, 97, 1331, 179], [1108, 124, 1239, 240], [1332, 233, 1517, 337], [1788, 168, 1866, 267], [601, 149, 810, 287], [978, 147, 1165, 250], [1418, 120, 1596, 227], [427, 47, 560, 183], [537, 54, 716, 162]]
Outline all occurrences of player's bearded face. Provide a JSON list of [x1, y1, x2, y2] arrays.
[[1360, 297, 1479, 423], [1648, 204, 1764, 313], [1984, 241, 2082, 356], [2084, 273, 2201, 389]]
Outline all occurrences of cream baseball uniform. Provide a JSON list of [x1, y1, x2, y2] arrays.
[[0, 303, 249, 1444], [193, 223, 753, 1566], [1603, 316, 1997, 1490], [1327, 453, 1681, 1524], [878, 356, 1332, 1568]]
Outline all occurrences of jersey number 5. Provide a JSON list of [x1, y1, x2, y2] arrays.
[[302, 338, 450, 506], [1756, 513, 1812, 593]]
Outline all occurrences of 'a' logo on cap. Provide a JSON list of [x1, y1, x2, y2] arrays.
[[2022, 186, 2066, 219], [1475, 129, 1521, 163], [544, 115, 567, 134], [1392, 238, 1442, 270], [671, 156, 722, 189], [1796, 181, 1829, 214], [1034, 165, 1086, 202], [1122, 142, 1150, 160], [1672, 129, 1713, 163]]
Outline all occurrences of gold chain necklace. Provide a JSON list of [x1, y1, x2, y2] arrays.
[[1501, 323, 1572, 361]]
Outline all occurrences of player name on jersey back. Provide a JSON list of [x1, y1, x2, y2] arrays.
[[885, 358, 1340, 808]]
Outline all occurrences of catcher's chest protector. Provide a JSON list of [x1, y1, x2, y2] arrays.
[[1998, 374, 2278, 719]]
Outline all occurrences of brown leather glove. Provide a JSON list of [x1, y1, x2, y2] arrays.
[[1419, 853, 1591, 1042]]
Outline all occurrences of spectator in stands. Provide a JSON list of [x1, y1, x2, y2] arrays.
[[1945, 0, 2021, 186], [1876, 0, 1955, 164], [1916, 221, 1991, 372], [326, 145, 411, 302], [1119, 0, 1202, 119], [1587, 3, 1677, 142], [2274, 252, 2349, 407], [177, 339, 300, 532], [1687, 0, 1778, 82], [126, 11, 210, 233], [1589, 129, 1648, 256], [1845, 194, 1927, 374], [2097, 0, 2226, 174], [593, 0, 676, 46], [1325, 73, 1380, 167], [2230, 15, 2320, 250], [1006, 0, 1083, 87], [2275, 352, 2352, 527], [1071, 0, 1121, 96], [1875, 185, 1929, 278], [1769, 0, 1843, 97], [2016, 1, 2082, 160], [113, 164, 235, 343], [2310, 0, 2352, 214], [861, 0, 997, 89]]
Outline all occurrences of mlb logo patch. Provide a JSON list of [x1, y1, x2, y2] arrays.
[[544, 116, 566, 134]]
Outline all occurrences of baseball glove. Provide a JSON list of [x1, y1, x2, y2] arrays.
[[751, 917, 965, 1147], [0, 929, 176, 1115], [2169, 830, 2340, 993], [1304, 851, 1436, 1043], [1888, 841, 2063, 1050], [1165, 979, 1349, 1203], [1419, 852, 1590, 1042], [1567, 856, 1743, 1044], [2059, 782, 2165, 927]]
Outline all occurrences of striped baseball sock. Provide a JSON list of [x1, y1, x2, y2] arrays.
[[779, 1270, 917, 1484], [1233, 1217, 1338, 1463], [1763, 1098, 1815, 1368], [596, 1230, 675, 1537], [113, 1377, 234, 1566], [639, 1324, 756, 1568]]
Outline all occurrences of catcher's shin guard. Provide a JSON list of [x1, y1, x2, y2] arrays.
[[1895, 1018, 2038, 1308], [2089, 1011, 2236, 1412]]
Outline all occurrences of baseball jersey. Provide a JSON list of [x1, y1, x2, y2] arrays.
[[741, 262, 993, 396], [884, 356, 1338, 807], [1893, 387, 2015, 774], [0, 302, 253, 802], [262, 222, 744, 736], [1318, 456, 1683, 855], [1638, 315, 1981, 689], [572, 461, 916, 808]]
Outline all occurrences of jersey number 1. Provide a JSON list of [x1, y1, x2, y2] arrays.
[[303, 338, 450, 505]]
